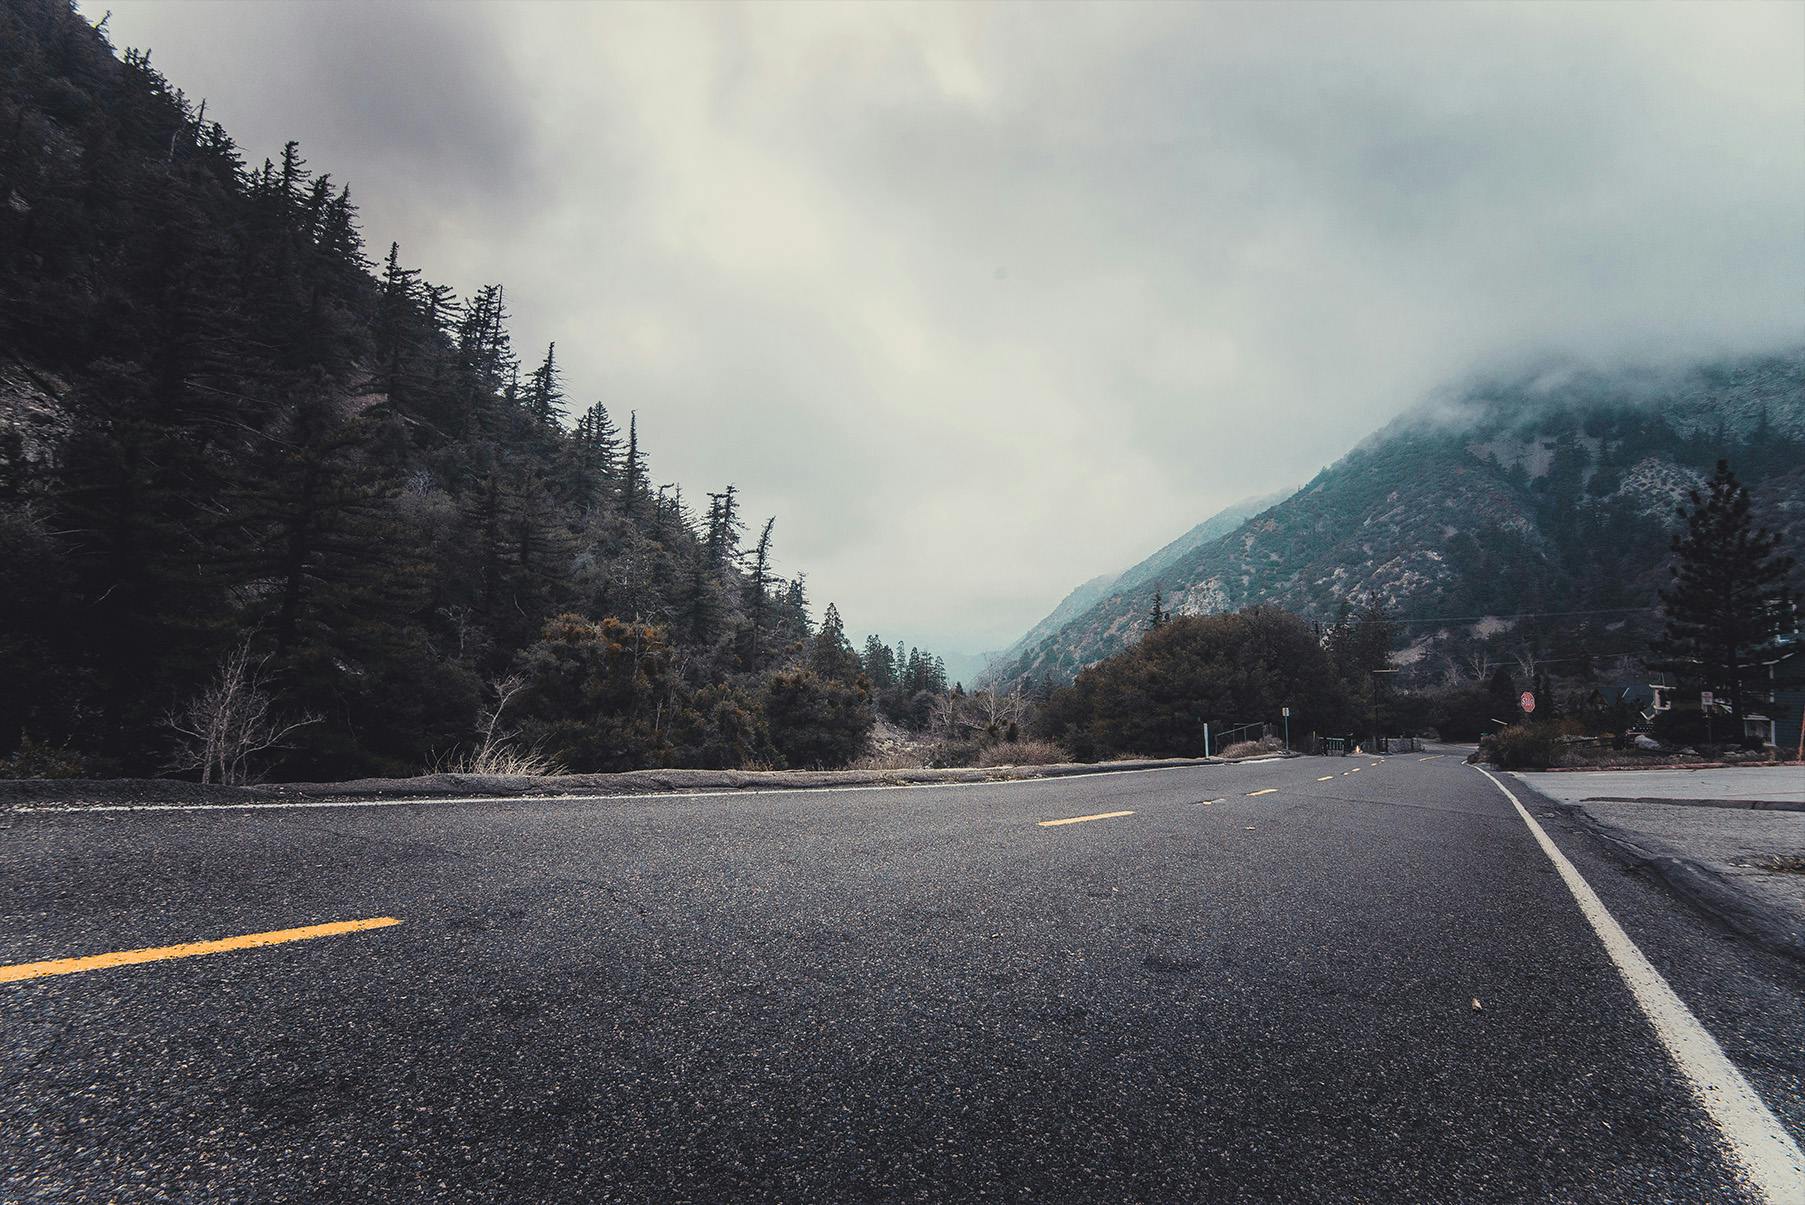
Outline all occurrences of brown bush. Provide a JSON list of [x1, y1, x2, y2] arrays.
[[850, 749, 926, 771], [1479, 724, 1557, 770], [925, 739, 984, 769], [976, 740, 1071, 767], [1219, 736, 1284, 760]]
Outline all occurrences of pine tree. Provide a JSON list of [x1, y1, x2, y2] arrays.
[[860, 634, 896, 688], [525, 342, 565, 430], [1149, 585, 1167, 629], [741, 517, 777, 668], [1653, 460, 1796, 720], [808, 603, 862, 683], [622, 411, 645, 515], [556, 400, 620, 507], [705, 486, 741, 568], [374, 242, 424, 410]]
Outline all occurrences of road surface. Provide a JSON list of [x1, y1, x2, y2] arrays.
[[4, 752, 1802, 1202]]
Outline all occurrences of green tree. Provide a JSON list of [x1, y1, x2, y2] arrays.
[[807, 602, 863, 683], [1043, 607, 1348, 759], [1653, 460, 1796, 720]]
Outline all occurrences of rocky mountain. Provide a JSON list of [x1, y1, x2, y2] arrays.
[[1000, 351, 1805, 688]]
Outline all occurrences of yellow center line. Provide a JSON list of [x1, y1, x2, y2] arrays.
[[1248, 788, 1278, 797], [1346, 768, 1360, 774], [1317, 775, 1334, 781], [0, 917, 402, 984], [1038, 810, 1135, 827]]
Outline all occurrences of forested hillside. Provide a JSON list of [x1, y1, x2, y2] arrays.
[[0, 1, 920, 778], [1001, 354, 1805, 688]]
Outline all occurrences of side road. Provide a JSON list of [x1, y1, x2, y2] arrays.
[[0, 753, 1288, 810], [1510, 767, 1805, 963]]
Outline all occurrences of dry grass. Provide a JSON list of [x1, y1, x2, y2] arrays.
[[1219, 736, 1284, 760], [1755, 855, 1805, 877], [435, 741, 564, 777], [976, 739, 1071, 768], [849, 749, 927, 771]]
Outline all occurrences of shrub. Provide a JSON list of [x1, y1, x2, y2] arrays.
[[512, 615, 676, 771], [925, 739, 983, 768], [0, 735, 87, 780], [1481, 724, 1558, 770], [764, 669, 874, 770], [850, 749, 926, 771], [1650, 707, 1725, 749], [975, 739, 1070, 767], [672, 683, 774, 770], [1219, 736, 1284, 760]]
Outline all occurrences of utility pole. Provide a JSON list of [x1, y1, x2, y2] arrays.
[[1370, 669, 1400, 754]]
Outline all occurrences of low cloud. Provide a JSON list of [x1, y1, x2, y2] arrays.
[[93, 1, 1805, 650]]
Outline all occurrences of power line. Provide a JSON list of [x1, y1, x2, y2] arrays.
[[1393, 606, 1658, 627]]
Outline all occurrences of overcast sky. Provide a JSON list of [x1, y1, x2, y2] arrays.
[[88, 1, 1805, 654]]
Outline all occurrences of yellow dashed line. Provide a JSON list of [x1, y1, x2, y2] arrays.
[[1248, 788, 1278, 797], [0, 917, 402, 984], [1039, 810, 1135, 828], [1317, 775, 1334, 782], [1345, 768, 1360, 774]]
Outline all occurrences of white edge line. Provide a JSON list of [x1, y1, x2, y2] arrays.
[[10, 760, 1240, 815], [1475, 765, 1804, 1201]]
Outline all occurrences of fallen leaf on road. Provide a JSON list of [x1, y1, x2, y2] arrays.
[[1471, 997, 1483, 1012]]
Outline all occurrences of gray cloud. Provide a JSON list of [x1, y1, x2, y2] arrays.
[[92, 0, 1805, 652]]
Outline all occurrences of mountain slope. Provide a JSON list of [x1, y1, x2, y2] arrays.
[[995, 491, 1286, 677], [1111, 488, 1295, 597], [1001, 352, 1805, 687]]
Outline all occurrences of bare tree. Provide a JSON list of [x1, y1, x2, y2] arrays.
[[167, 642, 320, 785], [442, 674, 562, 777], [1438, 646, 1490, 686], [964, 681, 1026, 743]]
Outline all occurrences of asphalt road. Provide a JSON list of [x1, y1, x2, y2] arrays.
[[3, 752, 1802, 1203]]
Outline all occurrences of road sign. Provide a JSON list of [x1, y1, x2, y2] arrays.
[[1281, 706, 1291, 717], [1700, 691, 1714, 708], [1519, 691, 1535, 714]]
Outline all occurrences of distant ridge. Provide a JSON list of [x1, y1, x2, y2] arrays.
[[998, 351, 1805, 687], [991, 490, 1289, 679]]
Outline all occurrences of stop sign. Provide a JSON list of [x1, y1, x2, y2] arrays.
[[1520, 691, 1536, 714]]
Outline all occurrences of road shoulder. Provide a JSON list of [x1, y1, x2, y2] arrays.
[[0, 754, 1309, 811], [1507, 772, 1805, 964]]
